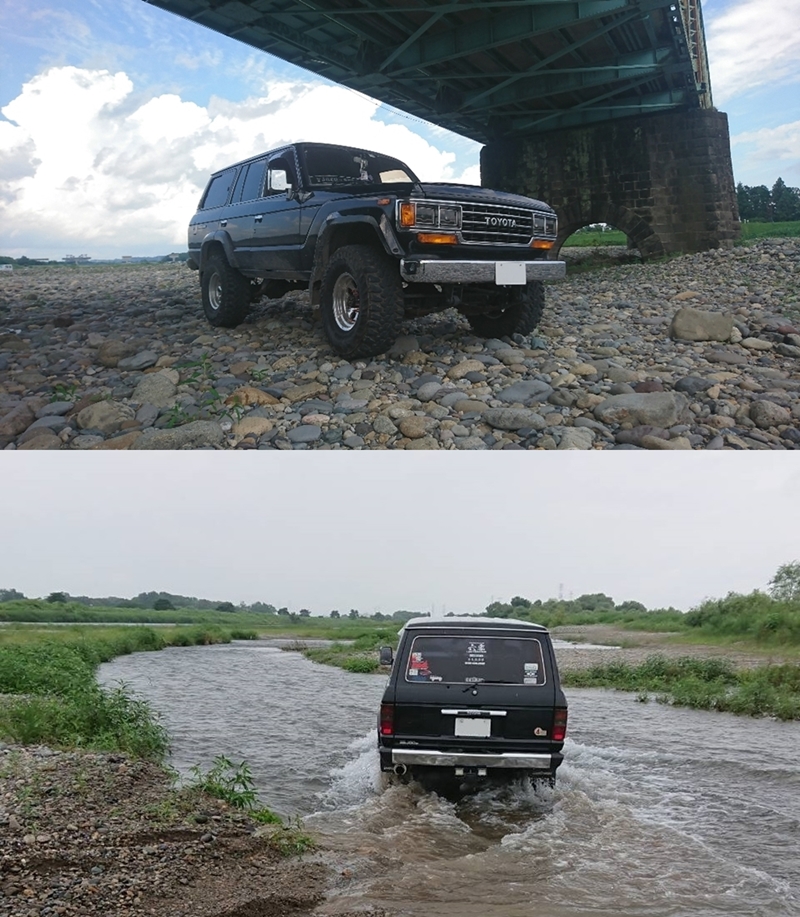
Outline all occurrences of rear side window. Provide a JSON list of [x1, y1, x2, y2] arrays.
[[201, 168, 237, 209], [404, 635, 545, 685]]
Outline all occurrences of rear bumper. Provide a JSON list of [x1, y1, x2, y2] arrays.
[[389, 748, 559, 770], [399, 258, 566, 284]]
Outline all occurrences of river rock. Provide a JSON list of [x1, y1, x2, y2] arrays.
[[76, 400, 135, 434], [496, 380, 553, 404], [594, 392, 688, 428], [398, 415, 437, 439], [131, 372, 177, 407], [669, 308, 733, 342], [0, 402, 36, 437], [482, 408, 547, 431], [556, 427, 595, 449], [133, 420, 225, 449], [749, 400, 791, 429], [118, 350, 158, 371]]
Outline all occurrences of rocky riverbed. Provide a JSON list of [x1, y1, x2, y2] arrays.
[[1, 238, 798, 450], [0, 745, 369, 917]]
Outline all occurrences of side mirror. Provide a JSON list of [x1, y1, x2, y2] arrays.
[[379, 646, 394, 666]]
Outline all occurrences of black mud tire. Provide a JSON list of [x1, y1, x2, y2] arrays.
[[201, 251, 251, 328], [467, 280, 545, 339], [320, 244, 404, 359]]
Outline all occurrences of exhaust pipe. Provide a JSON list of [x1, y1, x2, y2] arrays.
[[393, 763, 407, 776]]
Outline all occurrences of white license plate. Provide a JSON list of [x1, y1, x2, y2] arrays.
[[495, 262, 526, 285], [455, 717, 491, 737]]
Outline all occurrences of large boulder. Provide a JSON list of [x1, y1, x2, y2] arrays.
[[669, 308, 733, 342], [594, 392, 689, 428]]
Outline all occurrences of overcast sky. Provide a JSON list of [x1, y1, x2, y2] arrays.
[[0, 0, 798, 260], [2, 454, 798, 615]]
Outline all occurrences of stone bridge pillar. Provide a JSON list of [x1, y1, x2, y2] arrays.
[[481, 109, 740, 258]]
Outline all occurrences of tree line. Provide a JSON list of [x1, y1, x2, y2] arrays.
[[736, 178, 800, 222]]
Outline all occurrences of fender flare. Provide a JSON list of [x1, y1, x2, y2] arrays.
[[198, 231, 239, 272], [309, 213, 403, 299]]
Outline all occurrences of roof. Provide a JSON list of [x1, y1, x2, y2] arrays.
[[400, 616, 549, 633]]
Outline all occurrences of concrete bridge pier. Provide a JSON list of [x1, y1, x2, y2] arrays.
[[481, 109, 740, 258]]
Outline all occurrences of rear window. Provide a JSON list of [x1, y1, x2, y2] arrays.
[[404, 635, 545, 685], [201, 168, 237, 209]]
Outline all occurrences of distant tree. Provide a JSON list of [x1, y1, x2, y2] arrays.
[[485, 601, 514, 618], [215, 601, 235, 612], [154, 598, 175, 611], [0, 588, 25, 602], [769, 561, 800, 602], [574, 593, 615, 612], [298, 608, 311, 617], [371, 611, 386, 620], [771, 178, 800, 221], [46, 592, 68, 604], [617, 600, 648, 614], [329, 609, 340, 618], [510, 596, 532, 608], [391, 610, 422, 622], [348, 609, 360, 619], [250, 602, 277, 614], [277, 607, 290, 616]]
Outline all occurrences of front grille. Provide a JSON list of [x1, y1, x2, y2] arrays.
[[461, 202, 534, 245]]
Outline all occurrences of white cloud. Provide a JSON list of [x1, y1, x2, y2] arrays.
[[0, 65, 481, 259], [730, 120, 800, 185], [706, 0, 800, 103]]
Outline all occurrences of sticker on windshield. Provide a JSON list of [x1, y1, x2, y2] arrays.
[[465, 641, 486, 667]]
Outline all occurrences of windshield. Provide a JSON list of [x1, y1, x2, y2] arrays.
[[404, 635, 545, 685], [302, 145, 417, 189]]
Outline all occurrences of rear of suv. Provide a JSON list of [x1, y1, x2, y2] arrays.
[[378, 618, 568, 788]]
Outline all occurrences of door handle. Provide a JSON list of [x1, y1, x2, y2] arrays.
[[254, 215, 263, 223], [219, 220, 227, 227]]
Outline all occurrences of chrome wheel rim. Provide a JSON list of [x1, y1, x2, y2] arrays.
[[208, 271, 223, 311], [332, 272, 359, 332]]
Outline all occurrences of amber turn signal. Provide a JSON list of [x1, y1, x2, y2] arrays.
[[531, 239, 554, 250], [417, 232, 457, 244], [398, 202, 416, 227]]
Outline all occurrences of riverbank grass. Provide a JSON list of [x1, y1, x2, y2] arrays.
[[189, 755, 315, 856], [0, 625, 256, 756], [284, 629, 397, 673], [564, 655, 800, 720]]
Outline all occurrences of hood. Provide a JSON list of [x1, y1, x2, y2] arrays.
[[414, 182, 554, 213]]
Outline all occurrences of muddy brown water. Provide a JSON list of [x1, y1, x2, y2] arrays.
[[98, 640, 800, 917]]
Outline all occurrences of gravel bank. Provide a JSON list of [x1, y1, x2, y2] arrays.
[[552, 624, 796, 672], [0, 745, 341, 917], [1, 238, 798, 450]]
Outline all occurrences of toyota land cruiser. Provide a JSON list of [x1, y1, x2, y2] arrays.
[[187, 142, 565, 358]]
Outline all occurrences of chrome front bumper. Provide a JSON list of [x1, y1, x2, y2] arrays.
[[399, 259, 566, 284], [391, 749, 555, 770]]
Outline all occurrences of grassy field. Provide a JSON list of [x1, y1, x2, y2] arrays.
[[0, 600, 403, 638], [562, 220, 800, 247]]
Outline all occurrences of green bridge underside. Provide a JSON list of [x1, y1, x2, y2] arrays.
[[145, 0, 711, 141]]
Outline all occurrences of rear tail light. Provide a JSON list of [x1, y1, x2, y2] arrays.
[[380, 703, 394, 736], [552, 707, 568, 742]]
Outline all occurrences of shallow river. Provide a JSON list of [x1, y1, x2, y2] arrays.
[[98, 640, 800, 917]]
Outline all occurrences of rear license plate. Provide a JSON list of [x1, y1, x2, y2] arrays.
[[495, 262, 526, 285], [455, 717, 491, 737]]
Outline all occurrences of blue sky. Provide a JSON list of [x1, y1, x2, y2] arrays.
[[0, 0, 798, 259]]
